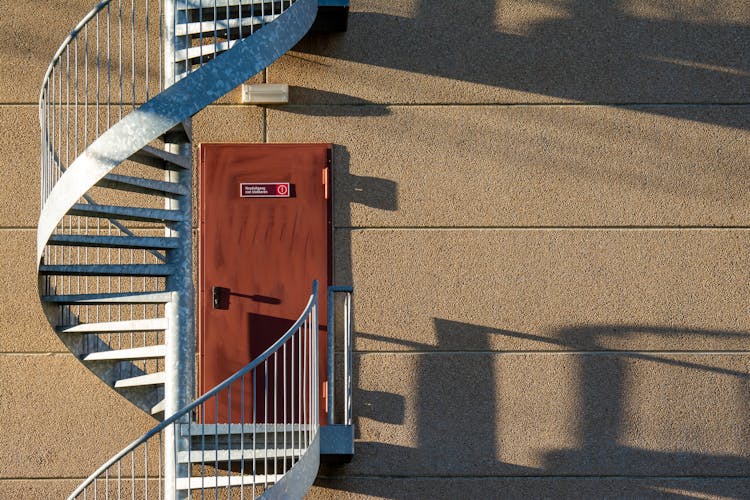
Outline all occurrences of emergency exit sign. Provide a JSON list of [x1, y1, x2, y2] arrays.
[[240, 182, 290, 198]]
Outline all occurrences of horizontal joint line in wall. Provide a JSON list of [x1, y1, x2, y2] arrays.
[[219, 102, 750, 108], [0, 352, 74, 356], [0, 476, 158, 481], [336, 226, 750, 231], [353, 350, 750, 356], [315, 474, 750, 480], [7, 102, 750, 107]]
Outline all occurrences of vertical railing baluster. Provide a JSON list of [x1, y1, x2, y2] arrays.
[[107, 1, 111, 129], [240, 375, 245, 500], [145, 0, 149, 100], [158, 431, 163, 500], [346, 292, 352, 424], [304, 317, 308, 447], [297, 322, 302, 458], [238, 0, 243, 39], [130, 450, 135, 500], [201, 402, 206, 496], [283, 341, 287, 474], [273, 350, 277, 480], [158, 0, 162, 90], [226, 0, 230, 47], [312, 308, 316, 432], [74, 37, 78, 161], [214, 394, 219, 498], [131, 0, 135, 109], [118, 0, 122, 120], [199, 0, 204, 66], [172, 422, 178, 498], [227, 383, 232, 495], [64, 44, 71, 304], [290, 332, 295, 463], [184, 421, 191, 498], [65, 44, 70, 194], [213, 0, 218, 59], [95, 13, 100, 138], [117, 460, 121, 500], [252, 367, 256, 497], [264, 359, 268, 488], [144, 440, 149, 499]]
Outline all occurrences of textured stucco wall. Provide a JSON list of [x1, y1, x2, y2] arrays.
[[1, 0, 749, 498]]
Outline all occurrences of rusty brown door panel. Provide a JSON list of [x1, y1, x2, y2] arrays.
[[199, 143, 331, 424]]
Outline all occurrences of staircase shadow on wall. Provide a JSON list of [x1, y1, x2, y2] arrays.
[[283, 87, 390, 115], [294, 0, 749, 131], [317, 321, 750, 499]]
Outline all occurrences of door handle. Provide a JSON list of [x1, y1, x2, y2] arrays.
[[212, 286, 230, 310]]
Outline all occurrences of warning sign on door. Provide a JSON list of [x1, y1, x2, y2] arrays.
[[240, 182, 291, 198]]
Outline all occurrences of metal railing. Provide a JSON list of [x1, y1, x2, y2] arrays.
[[327, 286, 353, 426], [69, 281, 320, 499], [40, 0, 161, 208], [39, 0, 295, 200], [38, 0, 173, 363], [36, 0, 306, 410], [36, 0, 296, 269]]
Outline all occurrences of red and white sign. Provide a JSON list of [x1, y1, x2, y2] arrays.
[[240, 182, 291, 198]]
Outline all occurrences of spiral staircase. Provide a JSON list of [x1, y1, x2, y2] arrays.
[[37, 0, 350, 497]]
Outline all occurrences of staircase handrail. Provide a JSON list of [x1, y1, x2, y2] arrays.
[[69, 280, 320, 499]]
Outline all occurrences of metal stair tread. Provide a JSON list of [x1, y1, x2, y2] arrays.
[[57, 318, 168, 334], [83, 345, 166, 361], [42, 291, 173, 304], [180, 0, 285, 10], [39, 264, 173, 276], [181, 423, 311, 437], [163, 121, 193, 143], [175, 473, 284, 490], [174, 39, 243, 64], [129, 145, 191, 170], [46, 234, 179, 249], [114, 371, 166, 388], [67, 203, 186, 223], [151, 399, 165, 415], [96, 173, 188, 197], [177, 446, 298, 464], [176, 15, 274, 37]]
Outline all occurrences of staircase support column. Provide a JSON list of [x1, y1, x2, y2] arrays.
[[163, 1, 193, 498], [163, 139, 193, 500]]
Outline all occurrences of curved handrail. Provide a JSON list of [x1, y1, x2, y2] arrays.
[[69, 280, 319, 498]]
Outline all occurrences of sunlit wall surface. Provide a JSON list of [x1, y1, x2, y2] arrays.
[[1, 0, 749, 497]]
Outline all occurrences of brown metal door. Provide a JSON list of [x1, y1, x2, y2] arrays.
[[199, 143, 331, 424]]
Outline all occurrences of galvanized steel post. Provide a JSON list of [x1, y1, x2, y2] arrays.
[[163, 0, 193, 498]]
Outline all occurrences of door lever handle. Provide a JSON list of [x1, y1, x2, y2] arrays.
[[212, 286, 230, 310]]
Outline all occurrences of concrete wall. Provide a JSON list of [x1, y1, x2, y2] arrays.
[[1, 0, 749, 498]]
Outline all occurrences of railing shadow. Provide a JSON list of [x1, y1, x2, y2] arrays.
[[294, 0, 749, 130], [317, 320, 750, 498]]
